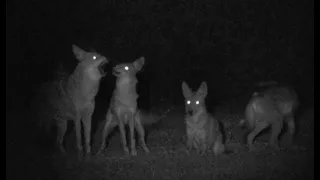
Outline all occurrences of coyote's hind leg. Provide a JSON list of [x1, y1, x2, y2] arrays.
[[56, 117, 67, 154], [135, 114, 150, 153]]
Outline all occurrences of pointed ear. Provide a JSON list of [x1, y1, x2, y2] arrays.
[[72, 44, 85, 61], [197, 81, 208, 97], [133, 57, 145, 71], [182, 81, 192, 98]]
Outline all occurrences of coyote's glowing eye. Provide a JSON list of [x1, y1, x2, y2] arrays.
[[187, 100, 191, 105], [196, 101, 199, 105], [125, 66, 129, 70], [93, 56, 97, 60]]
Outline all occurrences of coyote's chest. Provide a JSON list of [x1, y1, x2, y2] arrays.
[[186, 112, 209, 141], [114, 76, 138, 108], [110, 76, 139, 124]]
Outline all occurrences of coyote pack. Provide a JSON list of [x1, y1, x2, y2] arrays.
[[182, 81, 225, 155], [98, 57, 149, 156], [241, 83, 299, 150]]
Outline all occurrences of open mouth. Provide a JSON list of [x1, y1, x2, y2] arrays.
[[98, 60, 108, 76], [112, 66, 123, 76]]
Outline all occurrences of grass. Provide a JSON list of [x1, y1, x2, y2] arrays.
[[6, 106, 314, 180]]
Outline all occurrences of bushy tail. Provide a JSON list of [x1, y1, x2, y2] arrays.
[[30, 81, 60, 134], [140, 108, 171, 125]]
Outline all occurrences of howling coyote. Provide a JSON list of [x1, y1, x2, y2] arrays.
[[34, 45, 108, 158]]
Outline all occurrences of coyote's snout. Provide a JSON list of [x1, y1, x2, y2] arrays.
[[182, 81, 225, 155], [241, 85, 299, 150], [98, 57, 149, 156]]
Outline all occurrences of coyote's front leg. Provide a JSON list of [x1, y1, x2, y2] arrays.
[[74, 112, 83, 159], [129, 112, 137, 156], [97, 110, 117, 155], [185, 134, 193, 155], [199, 140, 207, 155], [118, 116, 130, 155], [82, 104, 95, 157], [56, 118, 67, 154]]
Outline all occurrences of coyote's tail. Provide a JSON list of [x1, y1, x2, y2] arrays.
[[140, 108, 171, 125]]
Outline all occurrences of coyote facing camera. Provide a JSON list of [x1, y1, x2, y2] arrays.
[[98, 57, 149, 156], [241, 84, 299, 150], [34, 45, 108, 157], [182, 81, 225, 155]]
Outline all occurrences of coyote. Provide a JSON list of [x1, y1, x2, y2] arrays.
[[182, 81, 225, 155], [34, 45, 108, 157], [98, 57, 149, 156], [240, 84, 299, 150]]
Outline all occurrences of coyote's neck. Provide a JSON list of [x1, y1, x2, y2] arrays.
[[65, 68, 101, 104], [114, 76, 138, 108]]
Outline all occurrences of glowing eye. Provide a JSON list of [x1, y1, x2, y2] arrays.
[[187, 100, 191, 104], [93, 56, 97, 60], [124, 66, 129, 70], [196, 101, 199, 105]]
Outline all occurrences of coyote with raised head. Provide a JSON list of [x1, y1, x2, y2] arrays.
[[98, 57, 149, 156], [34, 45, 108, 157], [182, 81, 225, 155], [240, 83, 299, 150]]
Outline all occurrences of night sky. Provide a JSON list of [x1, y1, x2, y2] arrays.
[[7, 0, 314, 106]]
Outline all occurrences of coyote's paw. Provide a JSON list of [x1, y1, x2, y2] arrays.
[[131, 148, 137, 156], [95, 150, 104, 157], [196, 148, 206, 156], [199, 151, 207, 156], [77, 152, 84, 161], [56, 143, 67, 154], [247, 144, 258, 152], [183, 148, 191, 156], [269, 144, 280, 151], [124, 147, 130, 154], [142, 146, 150, 153]]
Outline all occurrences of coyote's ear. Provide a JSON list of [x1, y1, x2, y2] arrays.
[[182, 81, 192, 98], [133, 57, 145, 71], [72, 44, 85, 61], [197, 81, 208, 97]]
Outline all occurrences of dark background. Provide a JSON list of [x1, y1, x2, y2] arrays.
[[6, 0, 314, 112]]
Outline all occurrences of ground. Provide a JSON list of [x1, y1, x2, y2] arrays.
[[6, 105, 314, 180]]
